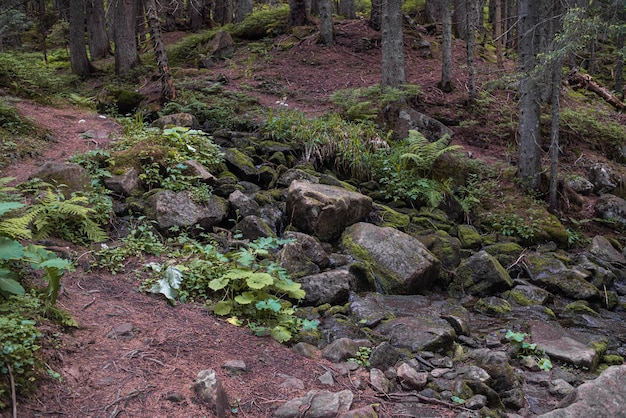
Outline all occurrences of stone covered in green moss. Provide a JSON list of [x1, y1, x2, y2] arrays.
[[457, 224, 483, 250], [473, 296, 512, 316]]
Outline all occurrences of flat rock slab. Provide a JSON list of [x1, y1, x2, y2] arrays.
[[530, 320, 599, 370]]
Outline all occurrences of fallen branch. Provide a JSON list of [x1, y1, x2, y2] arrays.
[[566, 69, 626, 111], [384, 392, 473, 412], [8, 364, 16, 418]]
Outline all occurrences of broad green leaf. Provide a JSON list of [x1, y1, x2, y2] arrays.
[[256, 298, 281, 312], [273, 278, 306, 299], [301, 319, 319, 331], [209, 277, 230, 291], [149, 265, 183, 304], [213, 301, 233, 315], [221, 269, 251, 280], [38, 258, 73, 271], [270, 325, 292, 343], [235, 250, 255, 267], [0, 201, 24, 217], [0, 275, 25, 296], [234, 292, 256, 305], [246, 272, 273, 289], [0, 237, 24, 261]]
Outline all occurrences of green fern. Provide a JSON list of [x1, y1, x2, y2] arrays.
[[400, 131, 462, 175]]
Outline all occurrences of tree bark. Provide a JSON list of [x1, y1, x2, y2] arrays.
[[439, 0, 453, 92], [69, 0, 93, 76], [213, 0, 232, 25], [566, 70, 626, 111], [548, 49, 562, 212], [289, 0, 309, 26], [465, 0, 477, 104], [494, 0, 503, 68], [615, 32, 624, 98], [369, 0, 382, 30], [188, 0, 204, 31], [517, 0, 541, 190], [338, 0, 355, 19], [145, 0, 176, 102], [235, 0, 252, 23], [111, 0, 139, 75], [319, 0, 333, 45], [86, 0, 110, 59], [381, 0, 405, 89]]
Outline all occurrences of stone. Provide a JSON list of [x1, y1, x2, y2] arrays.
[[222, 359, 247, 375], [338, 405, 378, 418], [193, 369, 229, 418], [297, 268, 355, 306], [342, 223, 440, 294], [237, 215, 275, 240], [287, 181, 373, 241], [273, 389, 353, 418], [457, 224, 483, 250], [454, 250, 513, 296], [396, 362, 428, 390], [588, 235, 626, 265], [368, 342, 402, 371], [206, 31, 235, 60], [104, 167, 140, 196], [30, 162, 91, 197], [105, 322, 134, 340], [150, 112, 198, 129], [279, 232, 330, 278], [589, 163, 616, 194], [228, 189, 260, 218], [530, 320, 601, 370], [595, 194, 626, 225], [473, 296, 512, 316], [369, 368, 392, 393], [181, 160, 217, 184], [537, 366, 626, 418], [277, 168, 320, 187], [318, 370, 335, 386], [292, 342, 322, 359], [566, 175, 595, 195], [322, 338, 371, 363], [509, 284, 552, 306], [145, 190, 226, 232], [374, 315, 456, 353]]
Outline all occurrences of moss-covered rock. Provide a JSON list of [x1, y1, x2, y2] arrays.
[[457, 224, 483, 250], [374, 204, 411, 229], [564, 300, 600, 316], [474, 296, 512, 316]]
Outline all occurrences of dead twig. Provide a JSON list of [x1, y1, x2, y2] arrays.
[[385, 392, 473, 412], [8, 364, 17, 418]]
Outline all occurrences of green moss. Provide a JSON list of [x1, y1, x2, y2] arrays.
[[377, 204, 411, 229], [510, 289, 536, 307], [602, 355, 624, 365], [564, 301, 599, 316], [473, 297, 512, 316], [254, 190, 275, 206], [542, 307, 556, 319], [457, 224, 483, 249]]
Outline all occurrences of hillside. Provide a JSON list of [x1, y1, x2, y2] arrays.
[[1, 14, 626, 418]]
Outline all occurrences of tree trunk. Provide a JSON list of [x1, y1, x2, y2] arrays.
[[145, 0, 176, 102], [69, 0, 93, 76], [517, 0, 541, 190], [188, 0, 204, 31], [289, 0, 309, 26], [86, 0, 110, 59], [369, 0, 382, 30], [163, 0, 179, 31], [338, 0, 355, 19], [235, 0, 252, 23], [439, 0, 453, 92], [111, 0, 139, 75], [494, 0, 503, 68], [319, 0, 333, 45], [381, 0, 405, 89], [615, 32, 624, 99], [548, 48, 562, 212], [213, 0, 232, 25], [465, 0, 477, 104]]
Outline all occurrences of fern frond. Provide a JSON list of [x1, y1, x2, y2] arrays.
[[401, 131, 462, 174]]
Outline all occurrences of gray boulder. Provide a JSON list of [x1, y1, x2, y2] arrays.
[[145, 190, 226, 231], [279, 232, 330, 278], [297, 268, 355, 306], [589, 163, 616, 194], [30, 162, 91, 197], [374, 315, 456, 353], [524, 252, 600, 300], [237, 215, 274, 240], [530, 320, 601, 370], [150, 112, 199, 129], [273, 389, 354, 418], [228, 190, 260, 218], [287, 181, 372, 241], [453, 250, 513, 296], [588, 235, 626, 266], [104, 167, 140, 196], [193, 369, 229, 417], [342, 222, 440, 294], [595, 194, 626, 225], [537, 365, 626, 418]]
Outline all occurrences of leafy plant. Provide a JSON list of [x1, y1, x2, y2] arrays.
[[330, 84, 422, 121], [487, 211, 539, 242], [348, 346, 372, 368], [142, 236, 318, 343], [505, 330, 552, 371]]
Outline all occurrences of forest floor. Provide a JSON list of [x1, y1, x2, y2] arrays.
[[0, 19, 485, 418]]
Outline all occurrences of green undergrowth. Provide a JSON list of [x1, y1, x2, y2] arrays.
[[100, 231, 319, 343], [0, 99, 48, 170]]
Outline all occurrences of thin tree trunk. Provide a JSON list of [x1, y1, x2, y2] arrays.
[[439, 0, 453, 92], [369, 0, 382, 30], [289, 0, 309, 26], [235, 0, 252, 23], [494, 0, 503, 68], [465, 0, 477, 104], [615, 32, 624, 99], [338, 0, 355, 19], [319, 0, 333, 45], [145, 0, 176, 102], [381, 0, 405, 89], [111, 0, 139, 75], [548, 60, 562, 212]]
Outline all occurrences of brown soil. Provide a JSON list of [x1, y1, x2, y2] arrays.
[[0, 20, 476, 418]]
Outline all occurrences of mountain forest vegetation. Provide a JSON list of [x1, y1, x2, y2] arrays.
[[0, 0, 626, 413]]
